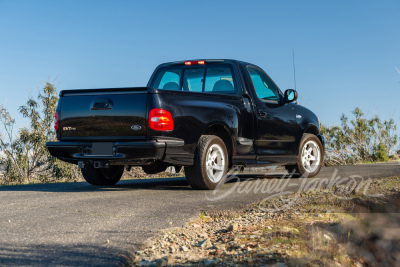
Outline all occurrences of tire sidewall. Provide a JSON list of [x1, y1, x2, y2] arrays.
[[200, 136, 228, 190], [297, 134, 323, 178], [97, 166, 124, 185], [81, 165, 124, 185]]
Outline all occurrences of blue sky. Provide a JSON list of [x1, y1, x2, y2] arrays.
[[0, 0, 399, 130]]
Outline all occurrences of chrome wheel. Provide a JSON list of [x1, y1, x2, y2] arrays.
[[205, 144, 225, 183], [301, 140, 321, 173]]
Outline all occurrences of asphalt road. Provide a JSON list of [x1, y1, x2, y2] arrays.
[[0, 162, 399, 266]]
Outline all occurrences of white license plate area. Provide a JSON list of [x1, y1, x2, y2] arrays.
[[92, 142, 113, 156]]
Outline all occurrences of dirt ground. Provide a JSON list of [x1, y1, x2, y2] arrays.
[[133, 176, 400, 267]]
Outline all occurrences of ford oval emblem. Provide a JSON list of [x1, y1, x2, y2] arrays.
[[131, 125, 142, 131]]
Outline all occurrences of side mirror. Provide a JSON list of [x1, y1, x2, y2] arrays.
[[284, 89, 298, 103]]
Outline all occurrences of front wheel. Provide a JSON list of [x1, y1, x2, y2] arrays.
[[184, 135, 228, 190], [285, 134, 323, 178], [81, 164, 124, 185]]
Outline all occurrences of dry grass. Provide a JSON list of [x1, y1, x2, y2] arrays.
[[133, 176, 400, 266]]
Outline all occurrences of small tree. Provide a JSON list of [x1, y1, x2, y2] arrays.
[[0, 82, 78, 184], [0, 106, 25, 183]]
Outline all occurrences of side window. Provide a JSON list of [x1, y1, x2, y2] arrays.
[[152, 69, 181, 90], [182, 68, 205, 92], [204, 66, 236, 93], [246, 66, 280, 101]]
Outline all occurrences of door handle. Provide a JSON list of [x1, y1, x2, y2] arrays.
[[258, 111, 268, 117]]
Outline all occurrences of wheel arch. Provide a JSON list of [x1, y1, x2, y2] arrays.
[[303, 124, 319, 135], [202, 123, 235, 167], [303, 123, 324, 148]]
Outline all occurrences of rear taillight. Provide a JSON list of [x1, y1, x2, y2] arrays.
[[54, 111, 59, 131], [149, 109, 174, 131]]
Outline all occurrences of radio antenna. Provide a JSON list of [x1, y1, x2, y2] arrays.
[[292, 49, 297, 90]]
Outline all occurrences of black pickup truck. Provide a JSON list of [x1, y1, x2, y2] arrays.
[[47, 59, 324, 189]]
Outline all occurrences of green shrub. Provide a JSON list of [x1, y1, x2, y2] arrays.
[[0, 82, 78, 184], [373, 142, 389, 162]]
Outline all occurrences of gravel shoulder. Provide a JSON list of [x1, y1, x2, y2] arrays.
[[132, 176, 400, 267]]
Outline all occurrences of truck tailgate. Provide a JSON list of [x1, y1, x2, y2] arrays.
[[59, 88, 148, 141]]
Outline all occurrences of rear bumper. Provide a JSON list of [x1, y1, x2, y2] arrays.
[[46, 138, 186, 165]]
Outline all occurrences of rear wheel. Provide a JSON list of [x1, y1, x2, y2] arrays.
[[285, 134, 323, 178], [81, 164, 124, 185], [185, 135, 228, 190]]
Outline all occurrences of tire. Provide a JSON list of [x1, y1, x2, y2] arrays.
[[81, 164, 124, 185], [285, 133, 323, 178], [184, 135, 228, 190]]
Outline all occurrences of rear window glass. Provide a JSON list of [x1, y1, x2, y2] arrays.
[[183, 68, 205, 92], [205, 67, 235, 93], [151, 64, 237, 94], [153, 69, 181, 90]]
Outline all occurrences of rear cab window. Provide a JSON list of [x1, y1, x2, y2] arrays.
[[153, 69, 182, 90], [183, 68, 204, 92], [151, 62, 239, 95]]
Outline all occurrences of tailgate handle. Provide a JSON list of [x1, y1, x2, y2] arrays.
[[91, 102, 112, 110]]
